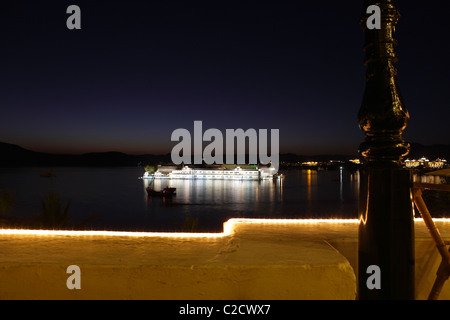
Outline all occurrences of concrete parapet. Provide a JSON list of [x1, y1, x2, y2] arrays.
[[0, 218, 449, 299]]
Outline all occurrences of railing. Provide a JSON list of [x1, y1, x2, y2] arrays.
[[413, 182, 450, 300]]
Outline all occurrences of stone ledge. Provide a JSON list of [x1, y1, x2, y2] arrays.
[[0, 218, 449, 299]]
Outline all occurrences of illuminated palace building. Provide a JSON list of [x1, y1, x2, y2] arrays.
[[143, 166, 280, 180], [404, 157, 447, 169]]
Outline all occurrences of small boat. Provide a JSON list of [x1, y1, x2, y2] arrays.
[[40, 172, 56, 178], [146, 187, 176, 197]]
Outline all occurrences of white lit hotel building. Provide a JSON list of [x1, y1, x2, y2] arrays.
[[143, 166, 279, 180], [404, 157, 447, 169]]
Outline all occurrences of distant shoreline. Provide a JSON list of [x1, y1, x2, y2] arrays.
[[0, 141, 448, 168]]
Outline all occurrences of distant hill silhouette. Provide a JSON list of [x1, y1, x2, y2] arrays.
[[0, 141, 448, 167], [0, 142, 171, 167]]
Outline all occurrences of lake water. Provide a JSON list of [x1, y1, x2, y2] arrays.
[[0, 167, 360, 232]]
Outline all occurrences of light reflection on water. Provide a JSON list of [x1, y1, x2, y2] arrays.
[[142, 168, 359, 231], [144, 178, 280, 206], [0, 167, 359, 232]]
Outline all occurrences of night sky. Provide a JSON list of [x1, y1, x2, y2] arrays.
[[1, 1, 449, 157]]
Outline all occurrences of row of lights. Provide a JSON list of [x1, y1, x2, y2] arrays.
[[1, 218, 449, 238], [405, 157, 447, 169]]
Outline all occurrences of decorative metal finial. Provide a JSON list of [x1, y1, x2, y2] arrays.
[[358, 0, 410, 165]]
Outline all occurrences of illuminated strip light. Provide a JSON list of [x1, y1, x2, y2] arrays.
[[0, 217, 448, 238], [0, 229, 225, 239]]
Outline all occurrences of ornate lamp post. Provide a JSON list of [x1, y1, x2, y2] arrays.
[[358, 0, 415, 299]]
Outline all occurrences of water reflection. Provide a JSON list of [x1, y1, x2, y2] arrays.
[[143, 179, 283, 222], [140, 168, 360, 231], [279, 176, 283, 203], [143, 177, 283, 210], [350, 170, 360, 198], [0, 167, 364, 232], [304, 169, 317, 203]]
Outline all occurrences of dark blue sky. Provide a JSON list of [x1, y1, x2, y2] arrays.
[[1, 1, 449, 156]]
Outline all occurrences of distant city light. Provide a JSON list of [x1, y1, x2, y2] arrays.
[[405, 157, 447, 169], [302, 161, 318, 166]]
